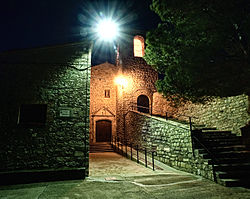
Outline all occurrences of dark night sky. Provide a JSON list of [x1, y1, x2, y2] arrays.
[[0, 0, 160, 64]]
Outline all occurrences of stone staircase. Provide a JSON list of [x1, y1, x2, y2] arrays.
[[193, 130, 250, 187], [89, 142, 114, 153]]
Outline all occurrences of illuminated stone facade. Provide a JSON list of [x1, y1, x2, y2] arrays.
[[90, 62, 119, 143], [90, 34, 249, 144], [153, 93, 250, 135], [90, 57, 158, 143]]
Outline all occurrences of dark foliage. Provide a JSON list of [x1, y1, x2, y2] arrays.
[[144, 0, 250, 102]]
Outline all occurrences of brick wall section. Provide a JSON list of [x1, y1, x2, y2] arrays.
[[153, 93, 250, 135], [0, 42, 91, 178], [125, 111, 214, 180]]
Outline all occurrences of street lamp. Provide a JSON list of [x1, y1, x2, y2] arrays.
[[96, 18, 119, 42], [95, 17, 120, 65]]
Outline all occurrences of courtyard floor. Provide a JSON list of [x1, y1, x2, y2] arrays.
[[0, 152, 250, 199]]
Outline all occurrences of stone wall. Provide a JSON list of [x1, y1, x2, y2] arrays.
[[90, 62, 118, 143], [125, 111, 214, 180], [153, 93, 250, 135], [89, 57, 158, 142], [0, 42, 91, 179], [116, 57, 158, 139]]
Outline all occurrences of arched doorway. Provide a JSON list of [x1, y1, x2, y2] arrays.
[[137, 95, 149, 113], [96, 120, 112, 142]]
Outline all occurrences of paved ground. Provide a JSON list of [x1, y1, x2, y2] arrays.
[[1, 152, 250, 199]]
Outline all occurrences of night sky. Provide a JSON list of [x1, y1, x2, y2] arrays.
[[0, 0, 160, 65]]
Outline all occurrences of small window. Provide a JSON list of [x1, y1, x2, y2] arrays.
[[105, 90, 110, 98], [18, 104, 47, 126], [133, 35, 145, 57]]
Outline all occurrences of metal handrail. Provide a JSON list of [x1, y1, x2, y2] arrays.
[[131, 104, 150, 110], [111, 135, 158, 171], [191, 130, 219, 182], [118, 106, 219, 182]]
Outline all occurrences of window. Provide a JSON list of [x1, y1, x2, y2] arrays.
[[18, 104, 47, 126], [133, 35, 145, 57], [105, 90, 110, 98]]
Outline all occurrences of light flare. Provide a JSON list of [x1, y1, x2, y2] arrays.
[[96, 18, 119, 41], [114, 75, 128, 88]]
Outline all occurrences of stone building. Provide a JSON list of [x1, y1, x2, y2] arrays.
[[1, 33, 249, 185], [90, 62, 118, 143], [90, 35, 158, 143], [89, 34, 250, 186], [0, 41, 92, 184], [90, 34, 250, 144]]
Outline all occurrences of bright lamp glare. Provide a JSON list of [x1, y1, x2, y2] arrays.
[[114, 75, 128, 88], [97, 19, 118, 41]]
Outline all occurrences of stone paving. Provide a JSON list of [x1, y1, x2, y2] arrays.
[[0, 152, 250, 199]]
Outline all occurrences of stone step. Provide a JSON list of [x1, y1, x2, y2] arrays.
[[90, 149, 114, 153], [197, 145, 247, 154], [210, 145, 247, 152], [89, 142, 114, 153], [200, 133, 236, 139], [202, 140, 242, 147], [90, 142, 112, 145], [202, 136, 241, 142], [208, 157, 250, 164], [216, 170, 250, 179], [200, 127, 217, 130], [194, 129, 250, 188], [217, 178, 242, 187], [90, 145, 113, 148], [217, 177, 250, 188], [214, 163, 250, 172], [200, 131, 232, 135], [202, 151, 250, 159]]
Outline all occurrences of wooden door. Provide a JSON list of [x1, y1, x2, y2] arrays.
[[96, 120, 112, 142]]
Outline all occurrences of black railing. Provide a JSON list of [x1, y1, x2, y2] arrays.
[[111, 135, 158, 171], [123, 106, 219, 182], [130, 103, 151, 115], [191, 130, 219, 182]]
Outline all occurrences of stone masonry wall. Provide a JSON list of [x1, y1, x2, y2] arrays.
[[153, 93, 250, 135], [0, 42, 91, 177], [116, 57, 158, 139], [90, 62, 118, 143], [125, 111, 214, 180]]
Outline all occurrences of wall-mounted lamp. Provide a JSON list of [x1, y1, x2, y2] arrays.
[[114, 75, 128, 89]]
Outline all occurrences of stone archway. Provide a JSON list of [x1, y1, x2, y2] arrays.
[[137, 95, 149, 113], [96, 120, 112, 142]]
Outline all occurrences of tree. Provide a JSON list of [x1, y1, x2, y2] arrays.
[[144, 0, 250, 102]]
